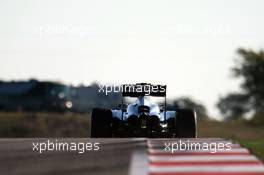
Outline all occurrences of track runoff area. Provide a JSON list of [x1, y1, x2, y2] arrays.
[[129, 138, 264, 175]]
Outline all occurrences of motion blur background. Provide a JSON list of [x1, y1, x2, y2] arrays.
[[0, 0, 263, 154]]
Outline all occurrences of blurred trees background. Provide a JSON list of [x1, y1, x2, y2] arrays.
[[1, 47, 264, 137], [217, 48, 264, 124], [167, 97, 208, 120]]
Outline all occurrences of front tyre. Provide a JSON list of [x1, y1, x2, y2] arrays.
[[91, 108, 113, 138], [175, 109, 197, 138]]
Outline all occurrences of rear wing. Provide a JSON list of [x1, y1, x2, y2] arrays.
[[122, 83, 166, 97]]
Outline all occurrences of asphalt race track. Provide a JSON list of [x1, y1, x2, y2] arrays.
[[0, 138, 146, 175], [0, 138, 264, 175]]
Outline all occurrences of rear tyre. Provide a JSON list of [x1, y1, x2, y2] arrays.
[[91, 108, 112, 138], [175, 109, 197, 138]]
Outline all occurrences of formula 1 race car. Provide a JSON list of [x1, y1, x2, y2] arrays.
[[91, 83, 197, 138]]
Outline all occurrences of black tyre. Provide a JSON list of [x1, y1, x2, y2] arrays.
[[91, 108, 112, 138], [175, 109, 197, 138]]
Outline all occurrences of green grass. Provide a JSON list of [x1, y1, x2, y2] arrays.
[[198, 120, 264, 140], [238, 139, 264, 162], [0, 112, 90, 137]]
